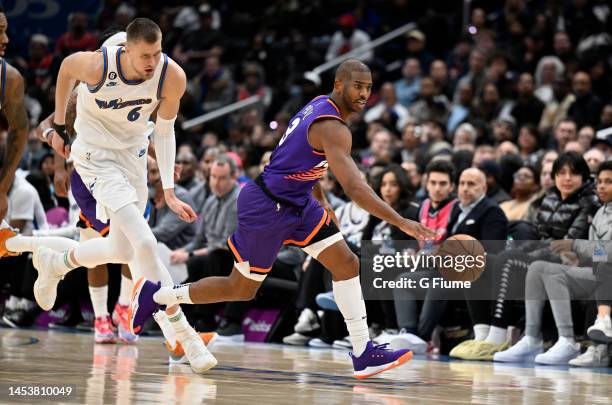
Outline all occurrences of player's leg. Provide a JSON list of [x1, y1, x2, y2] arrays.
[[296, 202, 412, 378], [1, 222, 79, 255], [104, 203, 216, 371], [111, 263, 138, 343]]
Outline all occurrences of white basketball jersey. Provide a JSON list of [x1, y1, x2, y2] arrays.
[[74, 46, 169, 149]]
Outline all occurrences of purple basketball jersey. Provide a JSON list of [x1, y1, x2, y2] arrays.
[[261, 95, 344, 206]]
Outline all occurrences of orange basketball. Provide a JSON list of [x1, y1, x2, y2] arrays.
[[435, 234, 486, 282]]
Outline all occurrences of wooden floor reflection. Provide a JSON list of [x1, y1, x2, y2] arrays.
[[1, 329, 611, 404]]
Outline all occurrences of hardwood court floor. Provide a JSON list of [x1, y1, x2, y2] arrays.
[[1, 329, 611, 404]]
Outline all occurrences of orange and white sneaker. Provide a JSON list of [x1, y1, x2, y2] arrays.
[[0, 224, 18, 258], [112, 303, 139, 344], [166, 332, 218, 364], [94, 315, 117, 344]]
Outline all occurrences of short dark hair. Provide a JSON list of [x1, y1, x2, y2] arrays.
[[334, 59, 371, 82], [126, 18, 161, 44], [552, 152, 590, 182], [213, 155, 237, 176], [425, 160, 455, 183], [597, 160, 612, 177]]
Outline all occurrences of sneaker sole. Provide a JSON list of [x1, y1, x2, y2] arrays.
[[128, 277, 146, 334], [95, 337, 116, 344], [587, 329, 612, 343], [353, 351, 414, 379]]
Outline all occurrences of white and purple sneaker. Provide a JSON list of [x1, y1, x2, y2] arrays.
[[350, 342, 413, 379], [128, 277, 165, 335]]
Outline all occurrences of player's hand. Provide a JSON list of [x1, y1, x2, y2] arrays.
[[398, 219, 436, 240], [0, 193, 7, 223], [165, 191, 197, 223], [50, 131, 71, 159], [54, 167, 70, 198], [551, 239, 573, 253], [170, 250, 189, 265]]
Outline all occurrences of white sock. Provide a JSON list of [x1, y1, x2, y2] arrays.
[[484, 326, 507, 345], [153, 284, 193, 306], [89, 286, 109, 318], [118, 275, 133, 306], [332, 276, 369, 357], [5, 235, 79, 253], [167, 308, 192, 336], [153, 311, 177, 349], [525, 335, 542, 345], [558, 336, 575, 345], [58, 250, 79, 274], [473, 324, 490, 341]]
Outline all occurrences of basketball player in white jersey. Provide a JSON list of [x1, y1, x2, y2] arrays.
[[22, 18, 215, 372], [0, 6, 29, 224]]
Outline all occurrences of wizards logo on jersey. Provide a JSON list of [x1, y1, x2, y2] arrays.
[[284, 160, 328, 181], [95, 97, 153, 110]]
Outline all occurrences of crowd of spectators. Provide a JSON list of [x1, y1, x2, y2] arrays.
[[1, 0, 612, 367]]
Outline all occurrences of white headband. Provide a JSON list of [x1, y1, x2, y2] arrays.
[[102, 32, 127, 47]]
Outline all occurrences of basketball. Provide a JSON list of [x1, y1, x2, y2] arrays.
[[436, 234, 486, 282]]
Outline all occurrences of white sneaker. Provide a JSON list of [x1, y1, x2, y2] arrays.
[[32, 247, 68, 311], [176, 329, 218, 373], [535, 339, 581, 365], [389, 330, 428, 354], [372, 329, 398, 345], [493, 336, 543, 363], [569, 344, 609, 367], [294, 308, 320, 334], [308, 338, 332, 348], [283, 332, 311, 346], [332, 336, 352, 350], [587, 316, 612, 343]]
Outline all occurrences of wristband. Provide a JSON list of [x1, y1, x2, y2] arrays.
[[42, 128, 54, 143], [52, 122, 72, 146]]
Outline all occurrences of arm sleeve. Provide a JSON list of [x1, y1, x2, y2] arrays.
[[153, 116, 177, 189]]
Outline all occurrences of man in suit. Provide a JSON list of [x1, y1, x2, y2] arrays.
[[448, 168, 508, 243], [446, 168, 510, 360]]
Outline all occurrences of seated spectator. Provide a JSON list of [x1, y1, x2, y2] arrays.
[[495, 161, 612, 366], [552, 119, 577, 153], [539, 77, 574, 135], [452, 123, 477, 152], [534, 56, 564, 104], [410, 77, 450, 125], [451, 153, 599, 361], [447, 82, 474, 135], [169, 156, 241, 334], [511, 73, 545, 128], [359, 128, 394, 167], [394, 58, 421, 107], [577, 126, 595, 152], [517, 125, 542, 165], [148, 158, 196, 250], [500, 165, 540, 221], [584, 148, 605, 175], [364, 82, 411, 132], [325, 14, 373, 63], [478, 160, 511, 204], [176, 151, 206, 213], [568, 71, 604, 128], [386, 160, 458, 352], [55, 12, 97, 58]]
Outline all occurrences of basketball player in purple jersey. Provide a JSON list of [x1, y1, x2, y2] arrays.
[[131, 59, 435, 378]]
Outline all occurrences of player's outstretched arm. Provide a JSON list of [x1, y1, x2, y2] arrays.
[[155, 61, 196, 223], [0, 65, 29, 222], [317, 120, 435, 240]]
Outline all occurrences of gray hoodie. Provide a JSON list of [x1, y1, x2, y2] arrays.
[[573, 203, 612, 262]]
